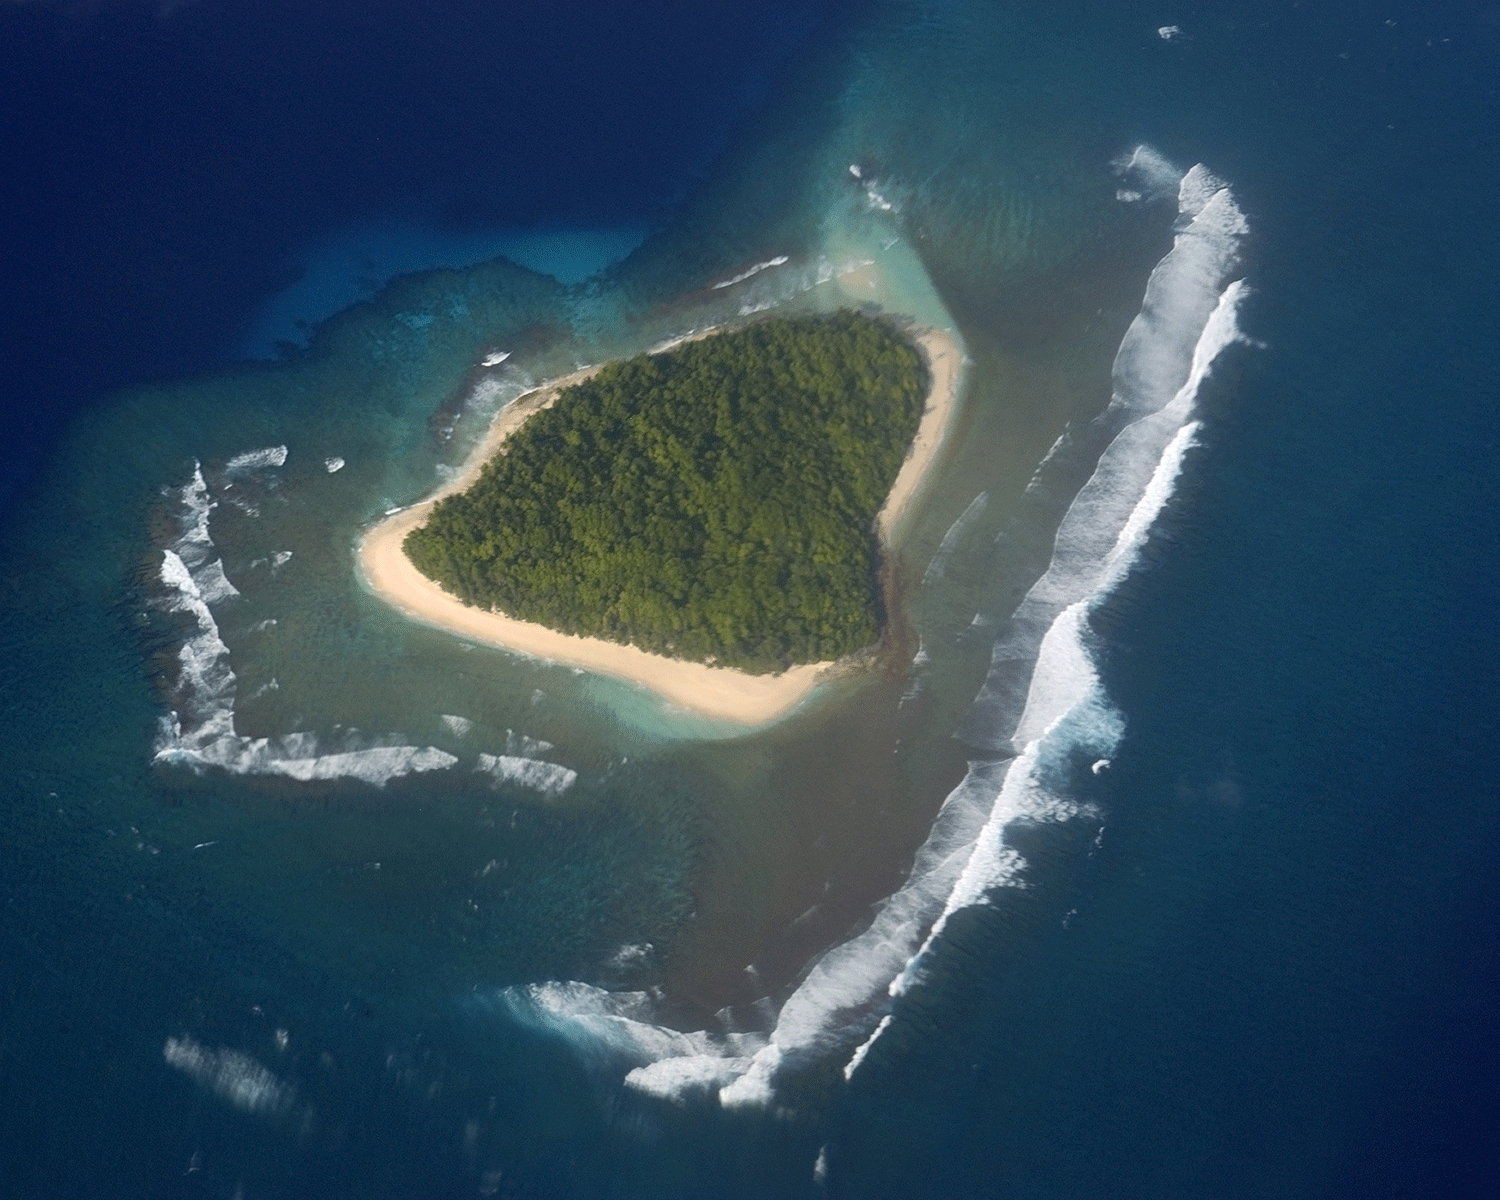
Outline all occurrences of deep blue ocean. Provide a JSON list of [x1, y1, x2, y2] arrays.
[[3, 2, 1498, 1197]]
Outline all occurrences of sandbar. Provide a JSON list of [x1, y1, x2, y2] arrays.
[[357, 325, 962, 725]]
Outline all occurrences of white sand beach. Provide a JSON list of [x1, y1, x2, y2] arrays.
[[357, 326, 962, 725]]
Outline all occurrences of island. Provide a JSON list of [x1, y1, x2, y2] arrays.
[[358, 312, 963, 724]]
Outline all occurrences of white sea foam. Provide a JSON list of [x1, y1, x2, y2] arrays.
[[842, 161, 1253, 1078], [859, 177, 899, 213], [440, 714, 474, 738], [504, 729, 554, 756], [163, 1036, 296, 1117], [711, 255, 790, 289], [627, 1053, 756, 1103], [191, 559, 240, 604], [733, 255, 844, 318], [273, 744, 458, 783], [465, 369, 537, 420], [605, 942, 655, 972], [223, 445, 288, 476], [324, 456, 345, 473], [168, 465, 215, 570], [728, 153, 1250, 1100], [720, 757, 1015, 1107], [246, 742, 454, 783], [475, 753, 576, 798], [159, 547, 206, 613], [155, 710, 459, 785], [1113, 144, 1184, 203], [842, 1013, 894, 1081], [152, 466, 457, 787], [244, 678, 280, 701], [893, 674, 1114, 998], [483, 150, 1255, 1109], [491, 983, 761, 1104]]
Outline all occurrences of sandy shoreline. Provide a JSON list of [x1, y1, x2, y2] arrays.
[[357, 325, 962, 725]]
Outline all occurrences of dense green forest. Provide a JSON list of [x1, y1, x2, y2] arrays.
[[404, 311, 928, 673]]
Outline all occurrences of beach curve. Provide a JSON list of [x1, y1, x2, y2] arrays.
[[356, 325, 963, 725]]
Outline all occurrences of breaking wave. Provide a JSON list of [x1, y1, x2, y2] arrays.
[[223, 444, 288, 476], [923, 490, 990, 586], [441, 714, 474, 738], [734, 154, 1254, 1102], [710, 255, 790, 289], [150, 452, 458, 787], [489, 983, 763, 1104], [163, 1036, 297, 1119], [494, 148, 1257, 1108], [475, 753, 577, 799]]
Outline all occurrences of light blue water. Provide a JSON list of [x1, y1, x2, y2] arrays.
[[241, 220, 649, 358]]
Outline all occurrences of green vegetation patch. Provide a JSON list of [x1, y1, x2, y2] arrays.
[[405, 310, 928, 673]]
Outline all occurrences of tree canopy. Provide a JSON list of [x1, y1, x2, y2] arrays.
[[404, 310, 928, 673]]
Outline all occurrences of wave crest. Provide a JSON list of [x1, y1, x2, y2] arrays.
[[489, 148, 1257, 1108]]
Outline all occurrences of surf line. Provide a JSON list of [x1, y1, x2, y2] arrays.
[[736, 156, 1256, 1106], [486, 149, 1259, 1112], [150, 451, 461, 787], [710, 255, 790, 289]]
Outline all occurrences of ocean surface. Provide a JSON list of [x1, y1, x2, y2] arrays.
[[2, 1, 1498, 1197]]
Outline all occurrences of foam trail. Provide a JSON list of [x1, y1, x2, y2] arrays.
[[923, 491, 989, 586], [163, 1036, 296, 1118], [192, 559, 240, 604], [732, 255, 846, 317], [223, 445, 288, 476], [727, 154, 1252, 1103], [871, 421, 1209, 1040], [159, 738, 460, 784], [855, 189, 1253, 1076], [843, 1014, 894, 1082], [490, 150, 1255, 1109], [719, 758, 1020, 1108], [151, 464, 457, 786], [711, 255, 790, 288], [1111, 145, 1182, 202], [960, 160, 1248, 752], [489, 984, 762, 1104], [505, 728, 554, 756], [464, 368, 536, 419], [474, 753, 577, 799], [170, 465, 215, 571]]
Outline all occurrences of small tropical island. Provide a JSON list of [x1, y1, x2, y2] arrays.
[[403, 311, 926, 674], [358, 310, 963, 723]]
